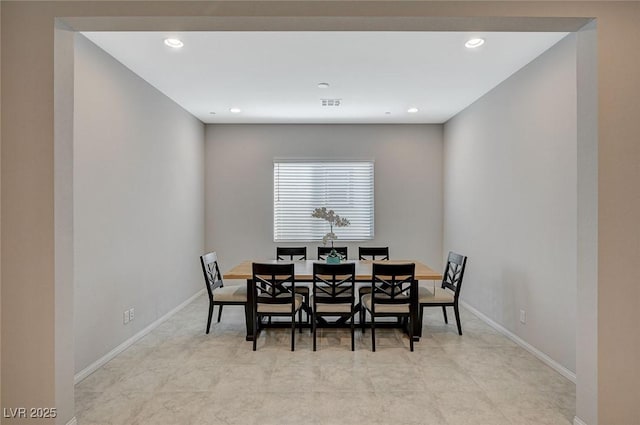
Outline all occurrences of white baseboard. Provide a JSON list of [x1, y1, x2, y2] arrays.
[[460, 300, 577, 383], [573, 416, 588, 425], [74, 289, 205, 384], [66, 417, 77, 425]]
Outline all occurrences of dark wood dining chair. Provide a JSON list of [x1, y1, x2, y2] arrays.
[[317, 246, 348, 261], [276, 246, 309, 326], [200, 252, 247, 334], [251, 262, 304, 351], [361, 262, 417, 352], [419, 252, 467, 335], [276, 246, 307, 260], [358, 246, 390, 329], [312, 262, 356, 351], [358, 246, 390, 261]]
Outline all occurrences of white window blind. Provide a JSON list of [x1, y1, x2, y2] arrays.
[[274, 161, 374, 242]]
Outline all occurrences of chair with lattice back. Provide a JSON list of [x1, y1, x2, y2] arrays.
[[361, 262, 417, 352], [200, 252, 247, 334], [419, 252, 467, 335], [358, 247, 389, 261], [312, 262, 356, 351], [251, 262, 304, 351], [276, 246, 307, 260], [317, 246, 348, 261], [358, 247, 390, 330], [276, 247, 309, 327]]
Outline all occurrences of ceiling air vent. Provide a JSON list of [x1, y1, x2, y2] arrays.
[[321, 99, 342, 107]]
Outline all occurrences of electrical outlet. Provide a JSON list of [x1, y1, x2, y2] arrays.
[[123, 310, 130, 324], [520, 309, 526, 324], [129, 308, 135, 321]]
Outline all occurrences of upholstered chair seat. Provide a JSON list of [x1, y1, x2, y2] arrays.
[[257, 294, 304, 313], [213, 285, 247, 303], [418, 286, 454, 303], [314, 303, 353, 313], [361, 294, 410, 313]]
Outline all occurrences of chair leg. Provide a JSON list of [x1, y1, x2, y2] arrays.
[[313, 311, 317, 352], [298, 307, 303, 334], [206, 302, 213, 334], [442, 306, 449, 324], [371, 314, 376, 352], [253, 314, 259, 351], [243, 304, 251, 340], [350, 310, 355, 351], [291, 312, 296, 351], [409, 315, 414, 352], [454, 304, 463, 335], [217, 304, 224, 323], [360, 307, 366, 334]]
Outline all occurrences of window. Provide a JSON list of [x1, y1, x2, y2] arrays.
[[274, 160, 374, 241]]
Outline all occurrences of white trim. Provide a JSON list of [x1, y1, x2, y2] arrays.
[[74, 289, 205, 384], [573, 416, 588, 425], [460, 300, 577, 383], [66, 417, 78, 425], [273, 158, 375, 163]]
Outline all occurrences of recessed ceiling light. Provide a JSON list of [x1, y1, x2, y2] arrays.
[[164, 38, 184, 48], [317, 82, 330, 89], [407, 107, 419, 113], [465, 38, 485, 49], [229, 107, 242, 114]]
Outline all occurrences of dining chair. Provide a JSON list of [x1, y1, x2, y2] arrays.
[[358, 246, 390, 261], [361, 262, 416, 351], [251, 262, 304, 351], [317, 246, 348, 261], [358, 246, 390, 329], [276, 246, 310, 326], [276, 246, 307, 260], [312, 262, 356, 351], [419, 252, 467, 335], [200, 252, 247, 334]]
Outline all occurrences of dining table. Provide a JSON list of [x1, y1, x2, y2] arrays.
[[224, 259, 442, 341]]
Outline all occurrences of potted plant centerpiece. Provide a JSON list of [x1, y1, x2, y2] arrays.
[[311, 207, 350, 264]]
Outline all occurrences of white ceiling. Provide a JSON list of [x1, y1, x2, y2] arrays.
[[82, 31, 568, 124]]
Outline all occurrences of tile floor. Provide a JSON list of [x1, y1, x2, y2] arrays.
[[75, 293, 575, 425]]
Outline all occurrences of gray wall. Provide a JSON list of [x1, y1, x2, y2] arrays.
[[205, 124, 443, 273], [443, 34, 577, 372], [55, 25, 77, 421], [73, 35, 205, 373], [575, 21, 598, 425]]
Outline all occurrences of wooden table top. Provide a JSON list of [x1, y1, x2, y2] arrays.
[[224, 259, 442, 281]]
